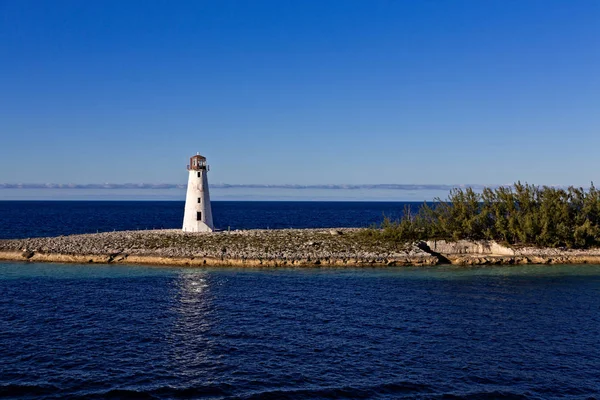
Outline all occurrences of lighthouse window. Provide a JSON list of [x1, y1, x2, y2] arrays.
[[197, 172, 201, 178], [197, 212, 202, 221], [197, 198, 201, 203]]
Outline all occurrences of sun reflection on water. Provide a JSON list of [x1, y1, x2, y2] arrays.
[[165, 270, 225, 381]]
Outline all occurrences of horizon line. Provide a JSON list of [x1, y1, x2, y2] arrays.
[[0, 183, 576, 190]]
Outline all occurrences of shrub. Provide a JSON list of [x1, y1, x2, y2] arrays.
[[369, 182, 600, 248]]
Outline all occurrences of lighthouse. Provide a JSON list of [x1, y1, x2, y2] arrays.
[[182, 153, 214, 232]]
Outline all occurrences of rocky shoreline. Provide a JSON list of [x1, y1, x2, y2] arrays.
[[1, 229, 600, 267]]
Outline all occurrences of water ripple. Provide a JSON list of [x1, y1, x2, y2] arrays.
[[1, 263, 600, 399]]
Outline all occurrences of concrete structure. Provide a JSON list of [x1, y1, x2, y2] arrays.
[[182, 153, 214, 232]]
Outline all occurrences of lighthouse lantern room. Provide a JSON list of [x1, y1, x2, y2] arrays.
[[182, 153, 214, 232]]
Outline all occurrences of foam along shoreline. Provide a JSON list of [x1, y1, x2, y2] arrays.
[[1, 229, 600, 267]]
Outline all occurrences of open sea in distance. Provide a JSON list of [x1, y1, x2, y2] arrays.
[[1, 201, 600, 399], [0, 201, 424, 239]]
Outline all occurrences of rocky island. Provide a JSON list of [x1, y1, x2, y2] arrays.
[[3, 183, 600, 267], [2, 228, 600, 267]]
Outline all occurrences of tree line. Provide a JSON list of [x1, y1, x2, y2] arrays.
[[366, 183, 600, 248]]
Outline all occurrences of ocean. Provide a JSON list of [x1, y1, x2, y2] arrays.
[[0, 200, 423, 239], [1, 201, 599, 399]]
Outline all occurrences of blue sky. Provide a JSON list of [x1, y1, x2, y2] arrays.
[[1, 0, 599, 200]]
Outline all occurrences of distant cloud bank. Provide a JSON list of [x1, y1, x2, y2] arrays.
[[0, 183, 187, 189], [0, 183, 491, 191]]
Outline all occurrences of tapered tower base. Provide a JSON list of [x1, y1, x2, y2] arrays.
[[182, 154, 214, 232]]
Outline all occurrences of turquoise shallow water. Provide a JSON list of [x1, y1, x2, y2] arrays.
[[3, 261, 600, 280], [1, 262, 600, 399]]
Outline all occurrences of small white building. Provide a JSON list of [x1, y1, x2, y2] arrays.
[[182, 153, 214, 232]]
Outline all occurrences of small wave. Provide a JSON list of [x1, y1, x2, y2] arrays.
[[151, 384, 234, 398], [435, 390, 530, 400], [0, 383, 61, 398], [89, 389, 157, 400], [236, 381, 432, 399], [466, 375, 498, 385], [83, 384, 235, 399]]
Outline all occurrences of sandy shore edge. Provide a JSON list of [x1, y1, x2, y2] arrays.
[[2, 251, 600, 267], [0, 251, 437, 267]]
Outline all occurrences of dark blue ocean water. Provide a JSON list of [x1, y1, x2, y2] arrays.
[[0, 201, 422, 239], [1, 263, 600, 399]]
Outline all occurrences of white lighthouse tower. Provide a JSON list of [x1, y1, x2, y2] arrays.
[[182, 153, 214, 232]]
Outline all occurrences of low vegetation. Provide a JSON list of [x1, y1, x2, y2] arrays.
[[363, 183, 600, 249]]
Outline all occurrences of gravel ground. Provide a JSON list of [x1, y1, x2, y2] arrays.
[[3, 229, 599, 267], [0, 228, 434, 265]]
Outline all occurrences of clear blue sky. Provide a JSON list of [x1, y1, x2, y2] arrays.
[[1, 0, 599, 197]]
